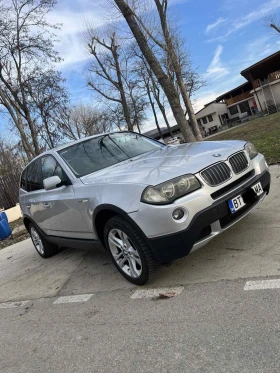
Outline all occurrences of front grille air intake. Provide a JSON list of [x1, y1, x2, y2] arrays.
[[229, 152, 249, 174], [201, 162, 231, 186]]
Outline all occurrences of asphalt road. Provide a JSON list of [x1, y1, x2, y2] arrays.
[[0, 165, 280, 373]]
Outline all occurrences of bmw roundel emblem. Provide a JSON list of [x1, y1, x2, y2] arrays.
[[213, 153, 221, 157]]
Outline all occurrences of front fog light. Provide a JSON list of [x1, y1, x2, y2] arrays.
[[172, 208, 185, 220]]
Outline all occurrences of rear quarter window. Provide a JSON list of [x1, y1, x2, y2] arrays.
[[26, 159, 43, 192]]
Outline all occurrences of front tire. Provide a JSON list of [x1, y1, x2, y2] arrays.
[[104, 216, 160, 285], [29, 223, 58, 258]]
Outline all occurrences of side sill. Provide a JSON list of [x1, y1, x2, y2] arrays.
[[47, 235, 104, 251]]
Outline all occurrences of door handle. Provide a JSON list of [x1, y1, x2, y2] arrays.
[[78, 199, 89, 203], [44, 203, 50, 209], [26, 204, 31, 209]]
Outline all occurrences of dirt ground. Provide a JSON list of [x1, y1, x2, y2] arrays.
[[0, 217, 28, 250]]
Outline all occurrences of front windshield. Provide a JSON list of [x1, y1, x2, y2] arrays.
[[58, 132, 165, 177]]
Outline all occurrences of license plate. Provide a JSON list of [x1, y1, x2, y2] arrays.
[[251, 182, 263, 196], [228, 194, 245, 213]]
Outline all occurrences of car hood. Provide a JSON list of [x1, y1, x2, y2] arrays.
[[80, 140, 246, 186]]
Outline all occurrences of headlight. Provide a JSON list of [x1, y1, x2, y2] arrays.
[[244, 142, 258, 160], [141, 175, 201, 205]]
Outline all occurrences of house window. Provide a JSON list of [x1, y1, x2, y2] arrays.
[[239, 101, 250, 114], [208, 115, 213, 122], [220, 113, 229, 124], [202, 117, 207, 124], [197, 119, 201, 126], [229, 105, 238, 115]]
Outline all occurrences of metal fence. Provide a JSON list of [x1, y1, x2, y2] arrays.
[[0, 173, 21, 210]]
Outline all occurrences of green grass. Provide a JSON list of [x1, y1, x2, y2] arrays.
[[207, 112, 280, 164]]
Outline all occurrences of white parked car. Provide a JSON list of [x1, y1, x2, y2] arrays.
[[167, 136, 183, 145]]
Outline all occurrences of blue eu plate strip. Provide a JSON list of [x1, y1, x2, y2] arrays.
[[228, 199, 235, 213]]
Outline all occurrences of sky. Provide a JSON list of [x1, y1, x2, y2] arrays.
[[1, 0, 280, 135]]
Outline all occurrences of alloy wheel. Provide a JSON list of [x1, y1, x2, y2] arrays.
[[30, 227, 44, 255], [108, 229, 142, 278]]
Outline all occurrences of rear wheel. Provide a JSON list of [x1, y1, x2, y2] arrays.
[[104, 216, 160, 285], [29, 223, 58, 258]]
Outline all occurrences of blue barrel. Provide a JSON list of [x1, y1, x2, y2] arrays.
[[0, 211, 8, 223], [0, 221, 11, 240], [0, 212, 12, 240]]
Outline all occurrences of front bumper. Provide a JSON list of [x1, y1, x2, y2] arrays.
[[146, 170, 270, 264]]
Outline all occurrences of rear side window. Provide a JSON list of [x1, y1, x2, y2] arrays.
[[26, 159, 43, 192], [41, 155, 68, 182], [20, 169, 27, 191]]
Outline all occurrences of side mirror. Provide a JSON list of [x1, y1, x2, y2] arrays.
[[43, 176, 62, 191]]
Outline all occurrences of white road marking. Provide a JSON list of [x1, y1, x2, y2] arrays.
[[244, 279, 280, 291], [53, 294, 94, 304], [131, 286, 184, 299], [0, 300, 30, 309]]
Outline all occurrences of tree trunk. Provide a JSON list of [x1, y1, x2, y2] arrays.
[[43, 117, 55, 148], [17, 17, 41, 154], [0, 90, 36, 158], [118, 83, 133, 131], [134, 112, 142, 133], [130, 91, 141, 133], [270, 23, 280, 33], [114, 0, 196, 143], [149, 71, 174, 137], [146, 83, 163, 139], [15, 109, 36, 159], [158, 101, 173, 137], [175, 71, 202, 140], [154, 0, 202, 141], [112, 42, 134, 131]]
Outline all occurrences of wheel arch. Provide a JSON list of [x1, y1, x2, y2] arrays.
[[22, 215, 46, 237], [23, 215, 32, 231], [93, 204, 144, 247]]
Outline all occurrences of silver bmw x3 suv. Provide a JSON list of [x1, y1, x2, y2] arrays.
[[19, 131, 270, 285]]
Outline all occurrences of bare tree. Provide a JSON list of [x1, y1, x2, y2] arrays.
[[26, 69, 69, 149], [103, 103, 131, 131], [139, 67, 163, 138], [122, 71, 148, 133], [112, 0, 196, 143], [147, 86, 163, 138], [265, 14, 280, 34], [164, 39, 206, 114], [184, 67, 206, 99], [147, 64, 174, 136], [0, 0, 68, 159], [86, 30, 135, 131], [150, 1, 202, 139], [0, 136, 25, 175], [133, 50, 173, 137], [59, 103, 114, 140], [168, 39, 206, 97]]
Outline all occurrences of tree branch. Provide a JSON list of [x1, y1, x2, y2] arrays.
[[132, 11, 167, 51], [88, 43, 119, 88], [87, 81, 122, 103], [270, 23, 280, 33]]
